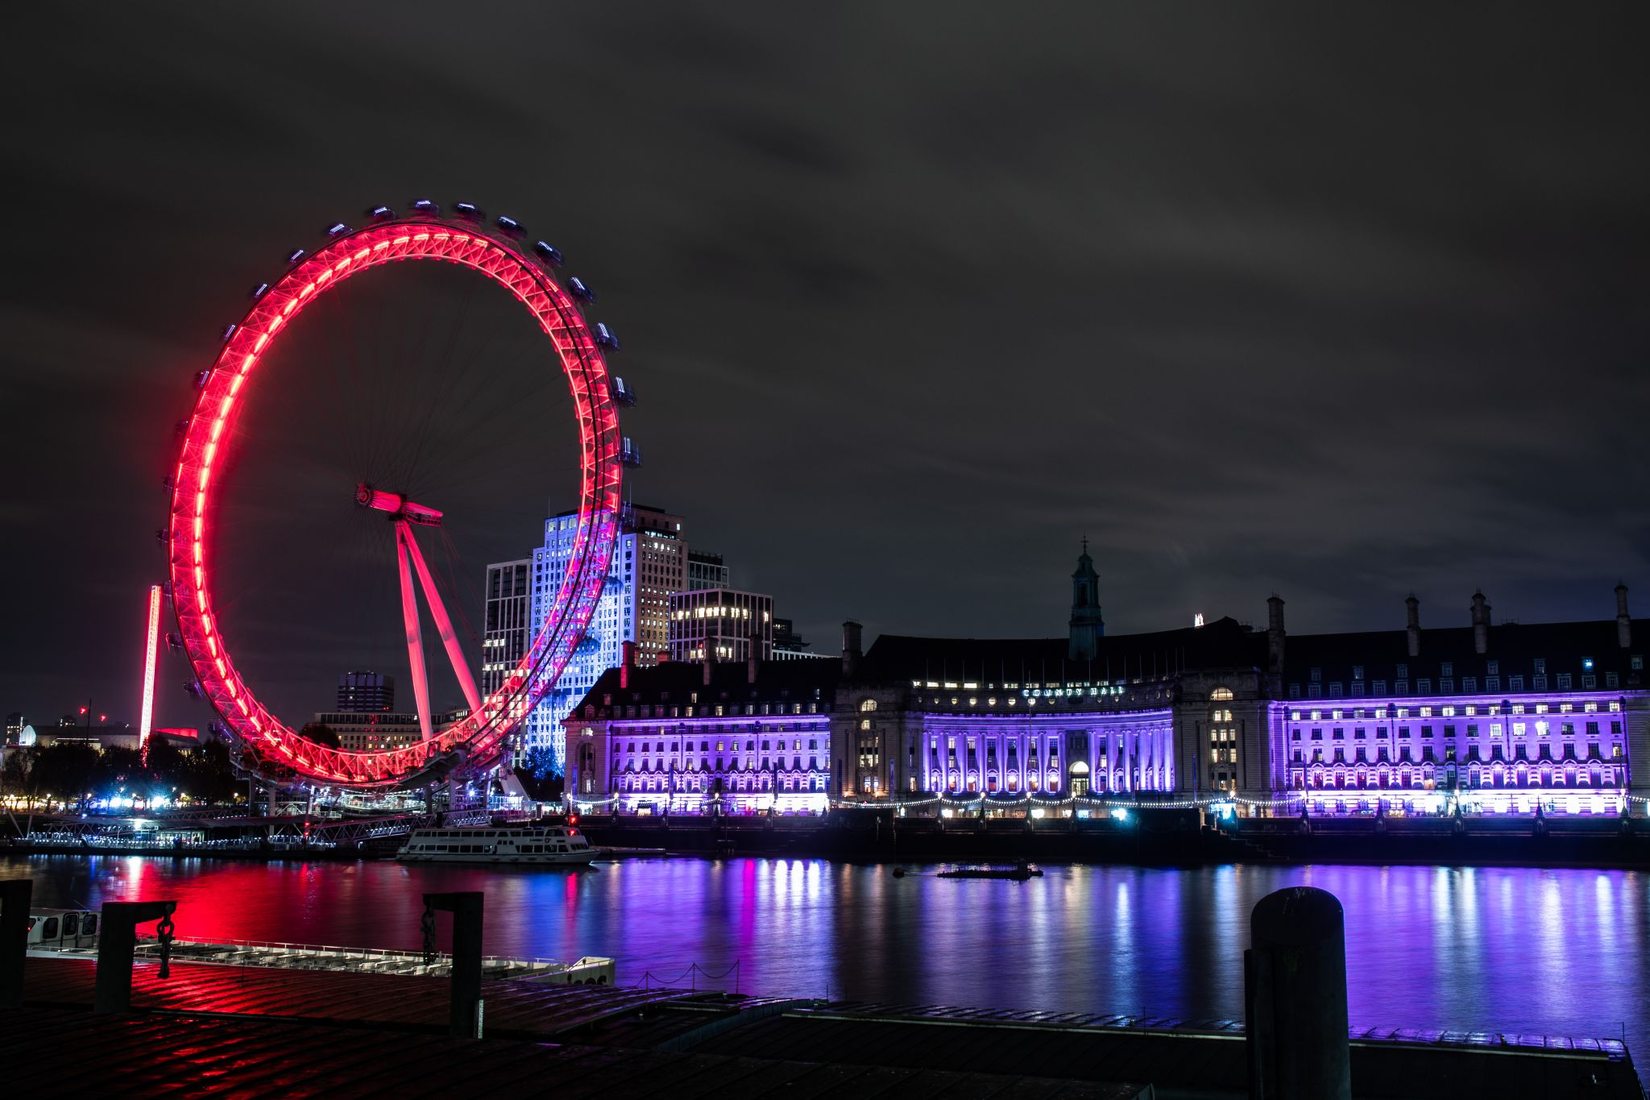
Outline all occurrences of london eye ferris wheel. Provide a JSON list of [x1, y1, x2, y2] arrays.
[[163, 201, 635, 790]]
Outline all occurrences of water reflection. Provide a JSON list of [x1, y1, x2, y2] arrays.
[[5, 855, 1645, 1061]]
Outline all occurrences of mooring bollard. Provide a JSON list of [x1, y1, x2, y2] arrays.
[[422, 891, 485, 1038], [96, 899, 178, 1014], [0, 879, 33, 1008], [1245, 886, 1351, 1100]]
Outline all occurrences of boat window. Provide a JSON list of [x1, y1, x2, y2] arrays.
[[83, 914, 97, 934], [63, 914, 79, 935], [42, 917, 58, 940]]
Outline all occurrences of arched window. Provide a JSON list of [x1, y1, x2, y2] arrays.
[[859, 699, 878, 713], [1211, 687, 1234, 701]]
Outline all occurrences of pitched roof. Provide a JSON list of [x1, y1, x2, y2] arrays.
[[576, 657, 843, 710], [859, 616, 1266, 683], [1283, 618, 1642, 684]]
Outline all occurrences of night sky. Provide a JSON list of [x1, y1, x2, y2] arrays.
[[6, 4, 1649, 732]]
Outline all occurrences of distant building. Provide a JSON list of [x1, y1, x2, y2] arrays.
[[773, 619, 832, 661], [4, 713, 22, 745], [482, 560, 531, 699], [336, 671, 394, 713], [668, 588, 773, 663], [686, 551, 729, 591], [523, 504, 686, 768], [312, 707, 469, 753], [24, 723, 193, 753]]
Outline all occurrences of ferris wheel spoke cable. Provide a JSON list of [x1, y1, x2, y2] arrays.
[[401, 274, 482, 491]]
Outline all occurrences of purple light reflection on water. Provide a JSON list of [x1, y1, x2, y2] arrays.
[[6, 856, 1646, 1066]]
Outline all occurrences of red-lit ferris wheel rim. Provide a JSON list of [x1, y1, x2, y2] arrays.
[[166, 210, 624, 788]]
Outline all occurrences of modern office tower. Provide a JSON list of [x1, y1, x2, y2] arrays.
[[523, 504, 685, 767], [482, 560, 531, 698], [687, 550, 729, 591], [336, 671, 394, 713], [668, 588, 774, 663]]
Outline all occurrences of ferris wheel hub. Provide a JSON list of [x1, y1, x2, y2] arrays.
[[355, 482, 443, 527]]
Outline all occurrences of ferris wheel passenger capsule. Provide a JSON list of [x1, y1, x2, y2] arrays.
[[453, 202, 484, 221], [411, 198, 440, 213], [285, 248, 307, 265], [220, 323, 237, 343], [610, 376, 637, 407], [324, 222, 350, 238], [192, 369, 213, 390], [533, 241, 564, 266], [620, 436, 642, 467], [594, 322, 620, 351], [568, 277, 595, 303], [366, 205, 396, 219], [249, 282, 269, 300], [494, 215, 524, 236]]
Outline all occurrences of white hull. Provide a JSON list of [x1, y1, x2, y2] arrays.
[[396, 825, 597, 866], [398, 850, 597, 866]]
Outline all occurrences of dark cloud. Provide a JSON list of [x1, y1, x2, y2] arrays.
[[5, 1, 1649, 731]]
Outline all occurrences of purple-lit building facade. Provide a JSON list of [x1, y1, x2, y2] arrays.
[[564, 654, 838, 814], [565, 551, 1648, 817]]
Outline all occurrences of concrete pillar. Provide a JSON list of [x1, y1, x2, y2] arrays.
[[424, 891, 485, 1038], [1245, 887, 1351, 1100], [0, 879, 31, 1008], [96, 900, 177, 1014]]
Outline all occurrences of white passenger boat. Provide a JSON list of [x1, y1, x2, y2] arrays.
[[396, 825, 597, 866]]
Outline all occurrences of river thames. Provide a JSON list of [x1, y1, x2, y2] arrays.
[[7, 855, 1647, 1068]]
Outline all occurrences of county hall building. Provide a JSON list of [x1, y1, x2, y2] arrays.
[[564, 548, 1648, 818]]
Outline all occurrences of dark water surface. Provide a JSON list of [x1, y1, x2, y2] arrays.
[[7, 856, 1647, 1066]]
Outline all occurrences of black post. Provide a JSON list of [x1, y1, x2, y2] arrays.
[[1245, 886, 1351, 1100], [0, 879, 32, 1008], [424, 891, 485, 1038], [95, 899, 177, 1013]]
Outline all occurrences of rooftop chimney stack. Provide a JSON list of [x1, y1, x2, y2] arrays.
[[1616, 583, 1631, 649], [702, 645, 714, 686], [1405, 595, 1421, 658], [1266, 595, 1286, 675], [842, 620, 863, 677], [620, 641, 636, 690], [747, 629, 761, 685], [1470, 591, 1491, 655]]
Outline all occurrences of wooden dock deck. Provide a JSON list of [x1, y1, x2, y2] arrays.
[[3, 956, 1639, 1098]]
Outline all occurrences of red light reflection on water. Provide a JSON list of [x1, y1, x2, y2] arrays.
[[7, 855, 1646, 1064]]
